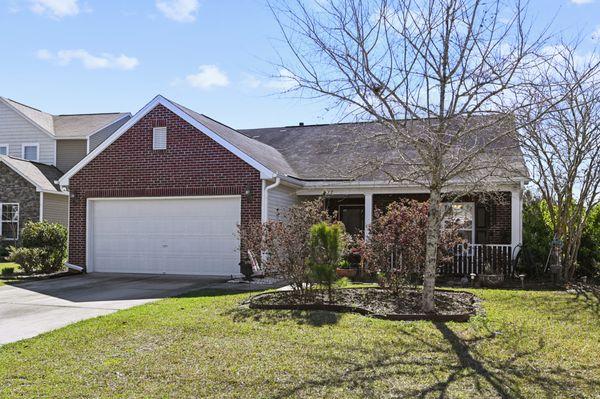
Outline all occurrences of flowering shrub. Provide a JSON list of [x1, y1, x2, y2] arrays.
[[238, 198, 334, 294], [358, 200, 463, 293]]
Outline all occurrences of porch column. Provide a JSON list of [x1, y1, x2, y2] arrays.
[[364, 193, 373, 239], [510, 188, 522, 255]]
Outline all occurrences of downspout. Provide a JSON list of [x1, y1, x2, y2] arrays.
[[262, 177, 281, 223]]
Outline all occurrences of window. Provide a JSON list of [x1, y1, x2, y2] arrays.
[[22, 143, 39, 161], [0, 144, 7, 155], [441, 202, 475, 243], [1, 203, 19, 241], [153, 127, 167, 150]]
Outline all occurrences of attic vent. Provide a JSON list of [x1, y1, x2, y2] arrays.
[[153, 127, 167, 150]]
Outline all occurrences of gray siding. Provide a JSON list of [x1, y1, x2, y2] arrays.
[[0, 101, 55, 165], [88, 116, 129, 152], [56, 139, 86, 172], [42, 193, 68, 227], [268, 184, 298, 220]]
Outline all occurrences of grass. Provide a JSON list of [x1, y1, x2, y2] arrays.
[[0, 288, 598, 398], [0, 262, 20, 285]]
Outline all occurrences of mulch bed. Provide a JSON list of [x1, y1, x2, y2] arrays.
[[246, 287, 481, 322]]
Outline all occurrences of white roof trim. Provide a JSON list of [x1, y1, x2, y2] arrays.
[[0, 97, 55, 139], [0, 156, 63, 194], [59, 95, 275, 185]]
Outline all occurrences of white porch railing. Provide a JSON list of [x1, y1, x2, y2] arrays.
[[441, 244, 514, 276]]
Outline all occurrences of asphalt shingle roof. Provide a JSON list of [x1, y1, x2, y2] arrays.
[[0, 155, 63, 192], [1, 97, 129, 139]]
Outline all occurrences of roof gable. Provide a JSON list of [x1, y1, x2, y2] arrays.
[[59, 95, 280, 185], [0, 97, 130, 139], [0, 155, 65, 193]]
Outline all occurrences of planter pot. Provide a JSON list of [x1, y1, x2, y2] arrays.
[[479, 274, 504, 287], [336, 268, 358, 278]]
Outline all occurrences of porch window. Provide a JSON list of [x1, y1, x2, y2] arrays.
[[1, 203, 19, 241], [441, 202, 475, 243]]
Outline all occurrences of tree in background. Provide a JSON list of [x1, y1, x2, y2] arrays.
[[269, 0, 548, 311], [517, 41, 600, 281]]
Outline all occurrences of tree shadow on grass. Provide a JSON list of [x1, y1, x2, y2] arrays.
[[224, 306, 342, 327], [263, 320, 599, 399]]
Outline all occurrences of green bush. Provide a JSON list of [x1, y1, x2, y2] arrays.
[[1, 266, 15, 276], [7, 221, 67, 275], [521, 200, 553, 276], [308, 221, 345, 301], [7, 247, 45, 274]]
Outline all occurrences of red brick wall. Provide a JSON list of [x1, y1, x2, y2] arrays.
[[68, 104, 262, 270]]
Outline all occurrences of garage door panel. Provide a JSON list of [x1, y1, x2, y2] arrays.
[[90, 197, 241, 275]]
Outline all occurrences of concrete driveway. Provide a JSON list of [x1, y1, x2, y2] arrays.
[[0, 273, 226, 345]]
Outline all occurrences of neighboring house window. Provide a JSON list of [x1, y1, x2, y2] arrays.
[[441, 202, 475, 243], [22, 143, 39, 161], [1, 203, 19, 241], [153, 127, 167, 150], [0, 145, 7, 155]]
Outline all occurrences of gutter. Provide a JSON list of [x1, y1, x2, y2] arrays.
[[262, 177, 281, 223], [65, 263, 84, 272]]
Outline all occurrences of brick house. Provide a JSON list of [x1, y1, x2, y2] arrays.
[[60, 95, 527, 277]]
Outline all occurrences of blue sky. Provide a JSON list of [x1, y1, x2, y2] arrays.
[[0, 0, 599, 129]]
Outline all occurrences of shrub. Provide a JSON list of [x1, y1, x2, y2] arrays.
[[520, 199, 553, 275], [358, 199, 463, 293], [308, 221, 345, 301], [7, 221, 67, 274], [1, 266, 15, 276], [7, 247, 45, 274], [238, 198, 334, 294]]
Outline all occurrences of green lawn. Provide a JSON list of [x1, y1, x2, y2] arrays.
[[0, 262, 19, 285], [0, 288, 598, 398]]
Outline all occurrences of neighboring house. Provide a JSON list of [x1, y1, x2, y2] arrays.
[[0, 97, 130, 241], [59, 95, 527, 277]]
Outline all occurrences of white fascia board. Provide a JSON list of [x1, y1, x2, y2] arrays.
[[59, 95, 275, 186]]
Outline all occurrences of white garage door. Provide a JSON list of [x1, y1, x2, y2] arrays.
[[89, 196, 241, 276]]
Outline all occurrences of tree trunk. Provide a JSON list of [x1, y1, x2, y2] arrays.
[[422, 187, 443, 313]]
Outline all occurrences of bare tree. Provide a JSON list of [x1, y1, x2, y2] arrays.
[[517, 42, 600, 281], [269, 0, 547, 311]]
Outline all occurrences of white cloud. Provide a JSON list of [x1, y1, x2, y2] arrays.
[[241, 73, 262, 89], [570, 0, 593, 4], [29, 0, 80, 18], [185, 65, 230, 89], [37, 49, 139, 70], [156, 0, 199, 22]]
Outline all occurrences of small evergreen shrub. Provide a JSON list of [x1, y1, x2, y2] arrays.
[[7, 221, 67, 274], [1, 266, 15, 276]]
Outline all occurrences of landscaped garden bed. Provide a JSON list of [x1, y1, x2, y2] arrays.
[[246, 287, 480, 322]]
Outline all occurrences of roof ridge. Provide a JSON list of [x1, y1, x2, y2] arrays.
[[55, 112, 128, 117], [3, 97, 48, 114]]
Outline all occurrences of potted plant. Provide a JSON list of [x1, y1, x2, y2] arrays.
[[336, 259, 357, 278]]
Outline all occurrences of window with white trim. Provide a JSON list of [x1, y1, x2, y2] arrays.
[[1, 203, 19, 241], [22, 143, 39, 161], [441, 202, 475, 243], [0, 144, 8, 155], [153, 127, 167, 150]]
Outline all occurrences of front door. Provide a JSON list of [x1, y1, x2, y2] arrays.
[[339, 205, 364, 236]]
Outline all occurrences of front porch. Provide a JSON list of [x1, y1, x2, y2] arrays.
[[302, 188, 523, 276]]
